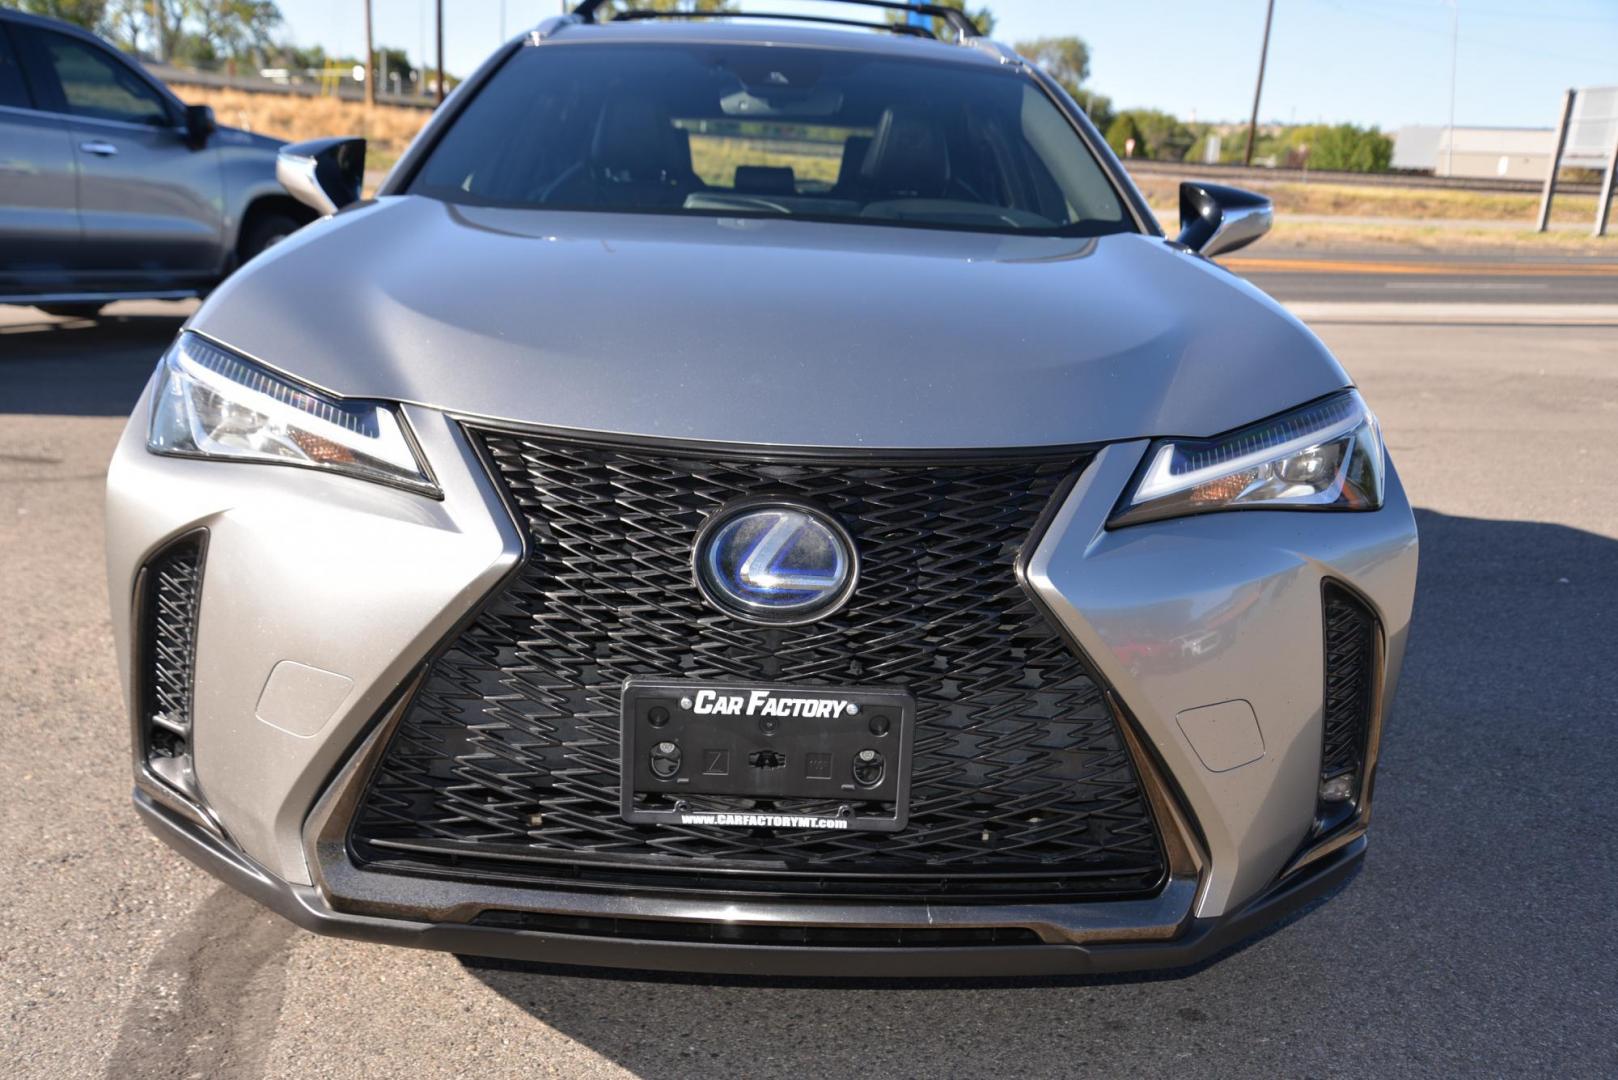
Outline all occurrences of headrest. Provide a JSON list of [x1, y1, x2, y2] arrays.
[[734, 166, 796, 195], [591, 98, 681, 180], [836, 135, 872, 190], [859, 108, 950, 198]]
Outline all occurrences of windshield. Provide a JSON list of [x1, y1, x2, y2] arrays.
[[407, 42, 1133, 237]]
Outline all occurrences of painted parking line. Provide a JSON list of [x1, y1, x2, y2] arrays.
[[1285, 301, 1618, 325], [1227, 256, 1618, 277]]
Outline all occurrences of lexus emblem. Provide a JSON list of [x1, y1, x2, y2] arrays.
[[693, 501, 857, 624]]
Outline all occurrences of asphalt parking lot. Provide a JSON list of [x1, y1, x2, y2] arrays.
[[2, 296, 1615, 1078]]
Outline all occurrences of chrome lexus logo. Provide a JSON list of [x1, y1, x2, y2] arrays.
[[693, 502, 857, 624]]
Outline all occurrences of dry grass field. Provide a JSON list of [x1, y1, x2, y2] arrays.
[[1132, 175, 1603, 225], [1133, 176, 1616, 253], [170, 83, 431, 171]]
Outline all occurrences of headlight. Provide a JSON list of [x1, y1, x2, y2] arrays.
[[1110, 390, 1384, 527], [147, 333, 438, 496]]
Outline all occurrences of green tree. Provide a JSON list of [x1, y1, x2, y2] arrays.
[[1070, 89, 1113, 133], [1014, 35, 1109, 129], [885, 0, 995, 39], [1134, 109, 1196, 161], [16, 1, 108, 30], [198, 1, 281, 60], [1104, 108, 1195, 162], [1106, 113, 1143, 159], [1014, 35, 1088, 93], [1289, 123, 1393, 172], [1186, 128, 1234, 165], [373, 45, 414, 89]]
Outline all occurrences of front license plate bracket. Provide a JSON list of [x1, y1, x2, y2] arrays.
[[620, 679, 915, 832]]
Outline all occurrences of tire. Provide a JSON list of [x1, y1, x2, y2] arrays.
[[239, 212, 302, 263], [34, 303, 105, 319]]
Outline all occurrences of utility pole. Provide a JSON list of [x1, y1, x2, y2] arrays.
[[151, 0, 166, 64], [1244, 0, 1276, 166], [364, 1, 376, 107], [1444, 0, 1458, 176], [435, 0, 445, 104]]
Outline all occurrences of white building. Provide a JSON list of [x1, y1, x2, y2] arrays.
[[1393, 126, 1554, 180]]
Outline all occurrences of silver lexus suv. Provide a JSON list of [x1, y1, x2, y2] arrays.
[[107, 1, 1417, 978]]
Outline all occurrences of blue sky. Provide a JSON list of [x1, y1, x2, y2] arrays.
[[275, 0, 1618, 130]]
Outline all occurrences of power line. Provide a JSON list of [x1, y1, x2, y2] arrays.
[[1245, 0, 1278, 166]]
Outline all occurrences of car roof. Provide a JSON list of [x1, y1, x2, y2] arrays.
[[536, 17, 1014, 69]]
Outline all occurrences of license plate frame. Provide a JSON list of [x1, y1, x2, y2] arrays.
[[620, 678, 915, 832]]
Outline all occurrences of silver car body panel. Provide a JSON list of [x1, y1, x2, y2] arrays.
[[107, 394, 522, 885], [1026, 442, 1416, 917], [0, 104, 84, 289], [189, 199, 1348, 450]]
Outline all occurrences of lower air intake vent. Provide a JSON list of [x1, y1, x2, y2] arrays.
[[138, 533, 206, 799], [1317, 582, 1379, 834], [473, 910, 1043, 948]]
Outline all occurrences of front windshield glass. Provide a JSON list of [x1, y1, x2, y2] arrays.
[[407, 42, 1132, 237]]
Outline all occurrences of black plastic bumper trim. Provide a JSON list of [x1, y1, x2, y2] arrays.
[[135, 789, 1363, 979]]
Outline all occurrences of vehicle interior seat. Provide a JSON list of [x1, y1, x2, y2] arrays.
[[858, 107, 952, 200], [832, 135, 872, 197], [589, 98, 698, 205], [733, 166, 796, 195]]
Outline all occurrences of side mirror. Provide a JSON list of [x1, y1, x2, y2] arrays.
[[276, 137, 367, 216], [1176, 181, 1272, 258], [184, 104, 215, 148]]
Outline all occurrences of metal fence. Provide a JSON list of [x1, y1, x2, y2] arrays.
[[147, 63, 437, 111]]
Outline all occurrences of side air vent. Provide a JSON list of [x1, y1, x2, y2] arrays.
[[1316, 582, 1380, 835], [138, 533, 207, 800]]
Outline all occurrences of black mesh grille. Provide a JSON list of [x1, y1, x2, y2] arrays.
[[1321, 584, 1378, 786], [140, 535, 204, 778], [348, 431, 1166, 900]]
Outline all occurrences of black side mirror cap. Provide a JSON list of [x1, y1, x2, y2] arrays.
[[1176, 181, 1273, 258], [276, 137, 367, 216], [184, 104, 216, 148]]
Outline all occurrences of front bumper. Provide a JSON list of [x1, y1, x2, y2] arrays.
[[108, 382, 1417, 976], [137, 788, 1364, 978]]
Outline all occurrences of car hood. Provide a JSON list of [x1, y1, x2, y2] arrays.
[[189, 196, 1349, 449], [213, 125, 283, 152]]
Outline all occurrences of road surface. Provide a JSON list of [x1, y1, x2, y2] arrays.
[[1230, 251, 1618, 305], [2, 270, 1616, 1077]]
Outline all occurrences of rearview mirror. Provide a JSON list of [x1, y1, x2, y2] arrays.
[[277, 137, 367, 216], [1176, 181, 1272, 258], [184, 104, 215, 148]]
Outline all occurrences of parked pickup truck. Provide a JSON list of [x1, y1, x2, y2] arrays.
[[0, 8, 314, 317]]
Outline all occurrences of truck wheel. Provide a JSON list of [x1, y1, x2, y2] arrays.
[[34, 303, 104, 319], [240, 212, 302, 262]]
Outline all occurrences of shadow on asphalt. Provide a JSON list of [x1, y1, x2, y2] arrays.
[[452, 508, 1618, 1075], [0, 311, 186, 416]]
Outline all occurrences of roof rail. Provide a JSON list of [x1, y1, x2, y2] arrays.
[[569, 1, 982, 42], [611, 11, 937, 39]]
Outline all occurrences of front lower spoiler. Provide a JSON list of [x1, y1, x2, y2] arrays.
[[136, 789, 1362, 980]]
